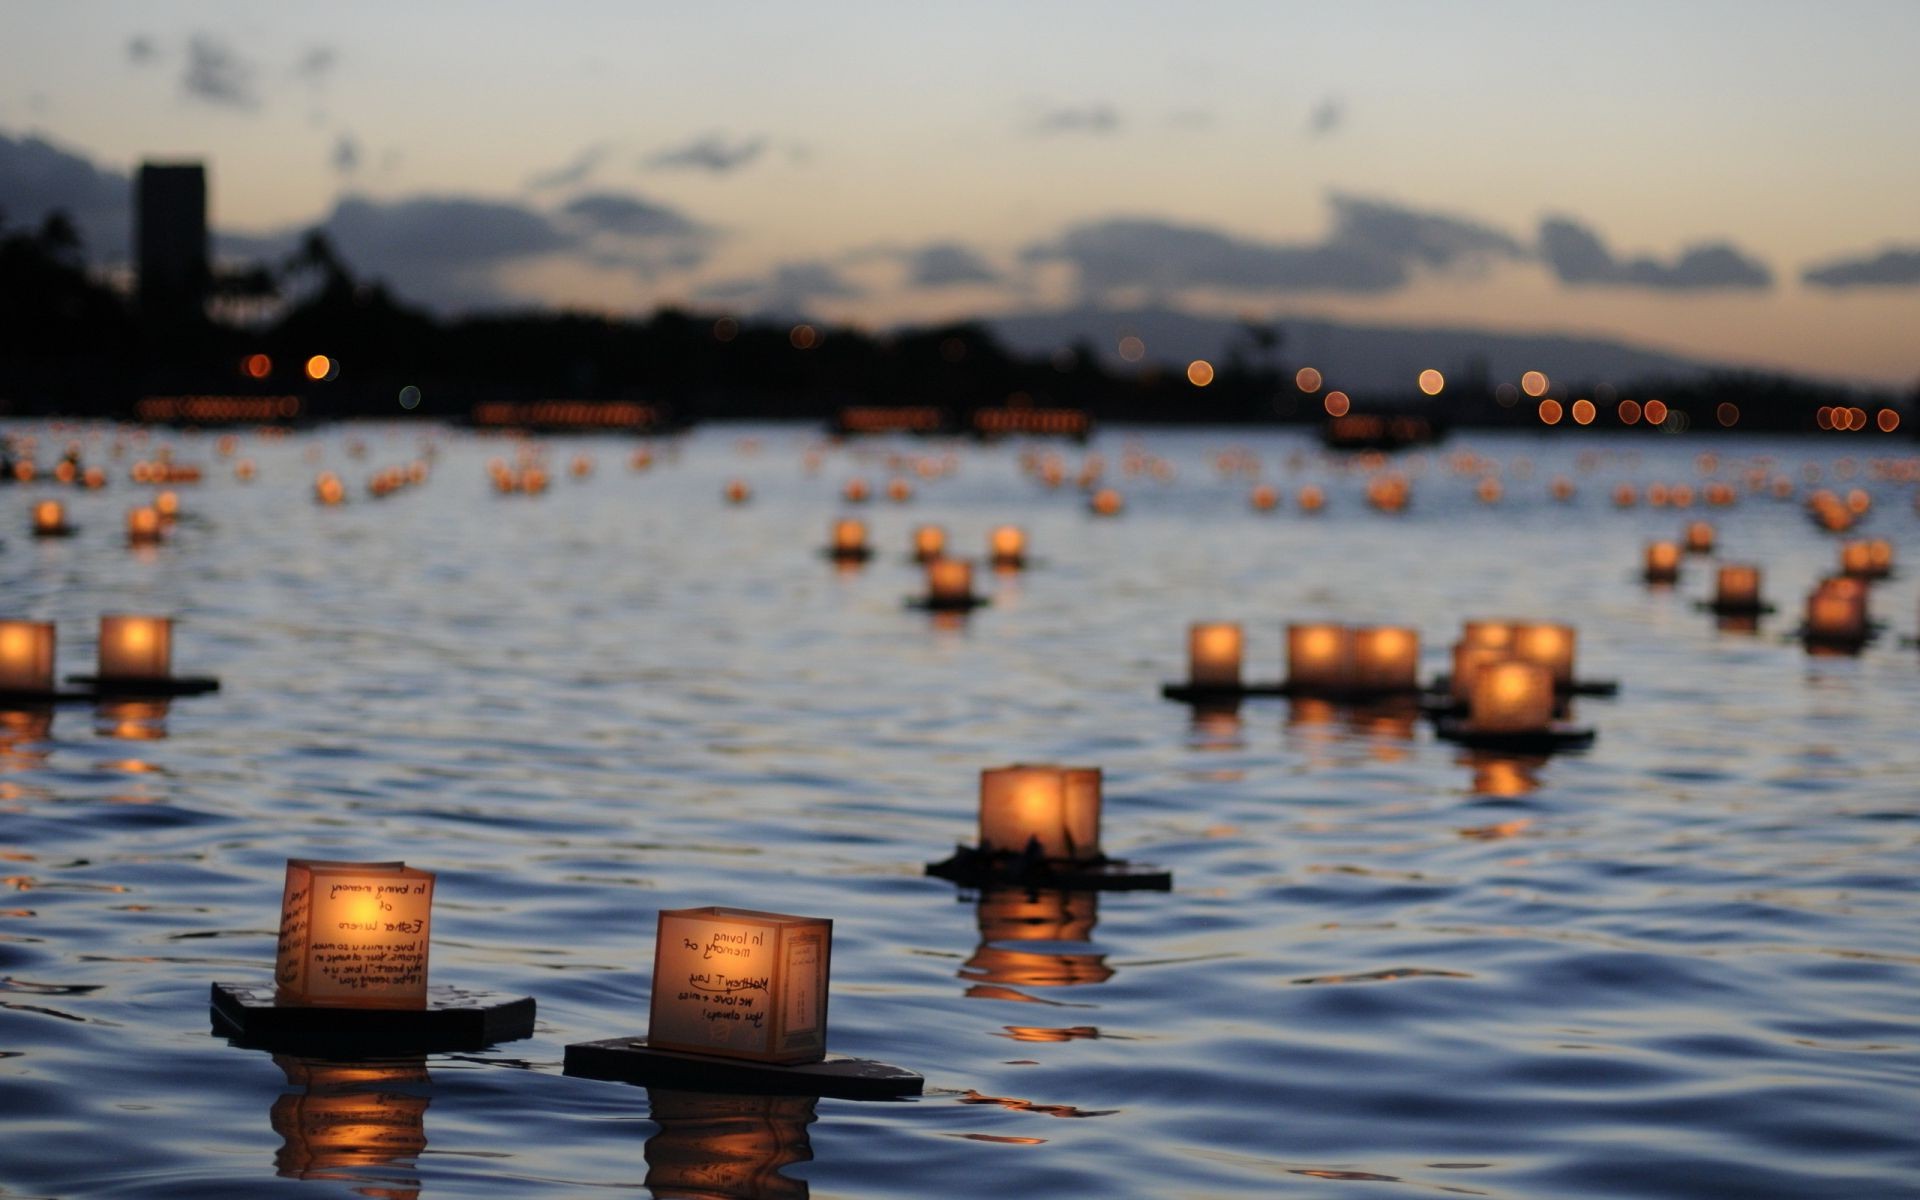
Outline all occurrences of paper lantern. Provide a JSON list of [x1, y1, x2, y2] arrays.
[[1187, 622, 1243, 688], [1351, 626, 1419, 691], [1806, 578, 1867, 640], [648, 907, 831, 1065], [1467, 660, 1554, 733], [1867, 539, 1894, 576], [1511, 622, 1576, 688], [1297, 485, 1326, 513], [97, 615, 173, 681], [271, 1057, 430, 1182], [1250, 484, 1279, 511], [924, 558, 974, 605], [724, 479, 751, 505], [911, 524, 946, 562], [1684, 521, 1715, 554], [1644, 541, 1681, 583], [1286, 623, 1353, 689], [988, 525, 1026, 568], [978, 765, 1102, 862], [275, 859, 435, 1008], [1450, 642, 1503, 703], [842, 478, 870, 503], [155, 490, 182, 519], [1088, 488, 1123, 516], [126, 505, 164, 544], [0, 620, 55, 694], [32, 500, 69, 536], [1460, 620, 1518, 652], [830, 518, 868, 557], [1715, 564, 1761, 609]]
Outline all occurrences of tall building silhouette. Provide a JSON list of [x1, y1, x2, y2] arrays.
[[135, 163, 208, 323]]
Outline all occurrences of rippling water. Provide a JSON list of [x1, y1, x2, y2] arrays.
[[2, 422, 1917, 1199]]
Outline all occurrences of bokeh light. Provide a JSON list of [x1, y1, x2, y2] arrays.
[[1418, 369, 1445, 396]]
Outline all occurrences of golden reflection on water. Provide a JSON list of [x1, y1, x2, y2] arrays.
[[1459, 751, 1548, 798], [94, 699, 171, 741], [1188, 702, 1243, 751], [270, 1055, 429, 1197], [0, 707, 53, 772], [961, 889, 1112, 989], [644, 1088, 816, 1200]]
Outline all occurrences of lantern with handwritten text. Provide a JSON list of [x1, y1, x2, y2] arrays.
[[0, 620, 55, 693], [978, 765, 1102, 862], [1286, 623, 1353, 690], [96, 614, 173, 682], [1187, 622, 1243, 688], [1351, 626, 1419, 691], [649, 907, 831, 1065], [1467, 660, 1554, 734], [274, 859, 435, 1008]]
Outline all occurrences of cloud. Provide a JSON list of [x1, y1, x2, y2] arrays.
[[1538, 216, 1772, 290], [0, 130, 131, 258], [183, 33, 258, 109], [526, 143, 609, 191], [294, 45, 338, 83], [1026, 194, 1527, 296], [331, 134, 360, 174], [1308, 96, 1343, 137], [558, 191, 706, 238], [126, 35, 158, 65], [1802, 246, 1920, 289], [645, 133, 767, 173], [699, 260, 863, 311], [903, 242, 1001, 287], [1033, 104, 1120, 136]]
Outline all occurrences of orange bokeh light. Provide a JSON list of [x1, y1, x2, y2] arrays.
[[1323, 391, 1351, 417], [1716, 402, 1740, 427], [1618, 399, 1642, 425], [1877, 408, 1901, 432], [789, 324, 817, 350], [1186, 359, 1215, 387], [1417, 369, 1445, 396], [1538, 399, 1564, 425], [1520, 370, 1548, 398], [1570, 399, 1595, 425], [1117, 336, 1145, 362], [1643, 399, 1669, 425], [244, 353, 272, 379], [304, 355, 331, 381], [1295, 366, 1322, 393]]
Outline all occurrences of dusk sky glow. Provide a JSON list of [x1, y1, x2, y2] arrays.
[[3, 0, 1917, 384]]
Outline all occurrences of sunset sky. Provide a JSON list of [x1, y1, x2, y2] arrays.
[[3, 0, 1917, 385]]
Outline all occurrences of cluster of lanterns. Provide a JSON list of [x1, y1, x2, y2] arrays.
[[0, 614, 189, 695]]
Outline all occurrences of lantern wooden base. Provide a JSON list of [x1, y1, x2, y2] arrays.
[[1274, 679, 1426, 703], [989, 555, 1029, 571], [1160, 681, 1280, 703], [65, 674, 221, 696], [32, 525, 78, 538], [822, 547, 874, 563], [1428, 674, 1617, 700], [1642, 571, 1681, 585], [564, 1037, 921, 1100], [1432, 719, 1595, 753], [1695, 599, 1776, 617], [0, 688, 95, 706], [210, 982, 535, 1054], [1793, 627, 1874, 654], [905, 594, 990, 612], [925, 844, 1171, 891]]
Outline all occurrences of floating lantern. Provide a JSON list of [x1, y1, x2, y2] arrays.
[[1684, 521, 1715, 554], [83, 465, 107, 488], [155, 490, 182, 520], [570, 454, 593, 479], [1550, 477, 1575, 502], [1867, 539, 1895, 577], [988, 525, 1027, 569], [886, 478, 913, 503], [1250, 484, 1279, 511], [1460, 619, 1519, 652], [1712, 564, 1765, 614], [1285, 623, 1353, 692], [1612, 483, 1638, 508], [97, 615, 172, 682], [1804, 576, 1869, 647], [1643, 541, 1681, 584], [274, 859, 435, 1008], [0, 620, 56, 694], [841, 478, 870, 503], [315, 473, 346, 505], [1088, 488, 1123, 516], [827, 518, 871, 562], [1297, 485, 1326, 513], [1450, 641, 1504, 704], [1187, 622, 1243, 689], [32, 499, 73, 537], [911, 524, 946, 563], [1467, 660, 1555, 734], [978, 765, 1101, 862], [1841, 539, 1892, 580], [1350, 626, 1420, 692], [923, 558, 977, 607], [1511, 622, 1576, 689], [647, 907, 831, 1064], [126, 505, 164, 544], [724, 479, 752, 504]]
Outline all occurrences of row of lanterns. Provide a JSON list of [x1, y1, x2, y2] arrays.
[[0, 614, 182, 692]]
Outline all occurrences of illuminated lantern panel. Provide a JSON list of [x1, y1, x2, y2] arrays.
[[127, 506, 164, 543], [830, 518, 868, 556], [1351, 626, 1420, 691], [274, 859, 435, 1009], [1468, 660, 1555, 733], [97, 614, 173, 681], [978, 764, 1102, 862], [1286, 623, 1353, 689], [1644, 541, 1682, 583], [1450, 642, 1504, 703], [1716, 564, 1762, 609], [989, 525, 1026, 566], [1460, 620, 1518, 653], [925, 558, 974, 604], [1684, 521, 1715, 554], [1089, 488, 1124, 516], [32, 500, 67, 534], [912, 524, 947, 562], [649, 907, 831, 1065], [0, 620, 56, 692], [1511, 623, 1577, 688], [1866, 539, 1894, 575], [1806, 581, 1867, 640], [1187, 622, 1243, 688]]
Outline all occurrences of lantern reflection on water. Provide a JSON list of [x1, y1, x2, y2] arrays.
[[961, 889, 1111, 989], [271, 1056, 429, 1189], [0, 621, 55, 694], [643, 1088, 816, 1200], [95, 698, 170, 741]]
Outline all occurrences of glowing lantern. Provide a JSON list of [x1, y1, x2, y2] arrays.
[[842, 478, 870, 503], [126, 505, 164, 544], [1684, 521, 1715, 554], [314, 473, 346, 505], [924, 557, 975, 606], [0, 620, 56, 693], [1351, 626, 1419, 691], [1805, 577, 1868, 641], [1460, 620, 1519, 652], [724, 479, 752, 504], [829, 518, 869, 558], [1644, 541, 1681, 583], [1840, 540, 1889, 579], [978, 765, 1102, 862], [1511, 623, 1576, 688], [1088, 488, 1123, 516], [155, 490, 182, 520], [1550, 477, 1575, 502], [32, 500, 71, 537], [1450, 642, 1503, 703], [96, 615, 172, 682], [1866, 539, 1894, 577], [886, 478, 914, 503], [1297, 485, 1326, 513], [988, 525, 1027, 568], [911, 524, 947, 563], [1286, 623, 1353, 690], [1250, 484, 1279, 511], [1187, 622, 1243, 688], [1467, 660, 1554, 733], [1613, 484, 1638, 508], [274, 859, 435, 1008], [1712, 565, 1761, 611], [648, 907, 830, 1064]]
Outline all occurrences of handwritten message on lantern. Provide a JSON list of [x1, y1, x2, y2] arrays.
[[275, 859, 435, 1008], [649, 907, 830, 1064]]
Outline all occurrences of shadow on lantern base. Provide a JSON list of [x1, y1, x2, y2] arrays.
[[1793, 627, 1877, 655], [905, 595, 990, 612], [1432, 720, 1596, 753], [0, 688, 98, 706], [65, 674, 221, 697], [563, 1037, 922, 1101], [1696, 600, 1776, 617], [821, 548, 873, 564], [32, 525, 78, 539], [210, 981, 535, 1055], [926, 844, 1171, 891]]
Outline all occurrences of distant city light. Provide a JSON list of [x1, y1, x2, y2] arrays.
[[1117, 335, 1145, 362], [1186, 359, 1215, 387], [1571, 399, 1596, 425], [304, 354, 336, 381], [1294, 366, 1323, 393], [1323, 390, 1351, 417], [244, 353, 272, 379], [1538, 398, 1564, 425], [1520, 370, 1548, 398], [1418, 369, 1445, 396]]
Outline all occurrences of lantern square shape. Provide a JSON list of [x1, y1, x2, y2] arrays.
[[0, 620, 56, 692], [1450, 642, 1502, 702], [1806, 590, 1866, 639], [33, 500, 66, 534], [1716, 565, 1761, 607], [1467, 660, 1555, 734], [1644, 542, 1681, 582], [830, 518, 868, 554], [1460, 620, 1519, 652], [912, 525, 946, 561], [1187, 622, 1243, 687], [97, 614, 173, 681], [275, 859, 435, 1008], [926, 558, 974, 603], [1352, 626, 1419, 690], [978, 765, 1102, 861], [1511, 623, 1577, 687], [989, 525, 1026, 564], [1286, 623, 1353, 689], [649, 906, 832, 1065]]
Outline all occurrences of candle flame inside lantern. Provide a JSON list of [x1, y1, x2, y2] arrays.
[[979, 764, 1102, 862], [1351, 626, 1419, 690], [97, 615, 173, 681], [275, 859, 435, 1009], [0, 620, 56, 692], [1286, 623, 1353, 689], [1467, 659, 1555, 733], [1187, 622, 1243, 688]]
